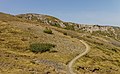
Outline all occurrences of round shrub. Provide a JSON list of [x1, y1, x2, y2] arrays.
[[30, 43, 56, 53]]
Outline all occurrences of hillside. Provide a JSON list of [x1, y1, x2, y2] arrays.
[[0, 12, 120, 74], [0, 12, 85, 74], [17, 13, 120, 41]]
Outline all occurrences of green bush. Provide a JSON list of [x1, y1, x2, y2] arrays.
[[30, 43, 56, 53], [64, 25, 75, 30], [43, 27, 53, 34]]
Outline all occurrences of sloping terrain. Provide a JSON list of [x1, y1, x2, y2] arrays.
[[17, 13, 120, 41], [0, 13, 85, 74], [52, 26, 120, 74], [0, 12, 120, 74]]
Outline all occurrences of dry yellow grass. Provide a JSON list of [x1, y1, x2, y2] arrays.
[[0, 13, 120, 74], [0, 20, 85, 74], [73, 36, 120, 74], [50, 26, 120, 74]]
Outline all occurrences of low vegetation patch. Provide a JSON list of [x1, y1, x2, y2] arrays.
[[43, 27, 53, 34], [64, 25, 75, 30], [30, 43, 56, 53]]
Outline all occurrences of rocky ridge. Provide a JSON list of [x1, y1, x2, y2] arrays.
[[16, 13, 120, 40]]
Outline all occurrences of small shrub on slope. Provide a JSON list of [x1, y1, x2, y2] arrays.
[[43, 27, 53, 34], [30, 43, 56, 53]]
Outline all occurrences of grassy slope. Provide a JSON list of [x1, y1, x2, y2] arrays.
[[0, 12, 120, 74], [73, 35, 120, 74], [0, 13, 85, 74], [52, 27, 120, 74], [74, 43, 120, 74]]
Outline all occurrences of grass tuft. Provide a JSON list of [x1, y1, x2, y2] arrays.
[[43, 27, 53, 34]]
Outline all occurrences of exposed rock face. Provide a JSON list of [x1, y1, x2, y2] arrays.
[[16, 13, 66, 28], [74, 24, 112, 33]]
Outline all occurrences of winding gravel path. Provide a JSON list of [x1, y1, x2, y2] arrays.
[[67, 40, 90, 74], [33, 40, 90, 74]]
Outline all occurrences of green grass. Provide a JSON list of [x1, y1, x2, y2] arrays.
[[29, 43, 56, 53], [64, 25, 75, 30]]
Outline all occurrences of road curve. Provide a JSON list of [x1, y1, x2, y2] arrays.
[[67, 40, 90, 74]]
